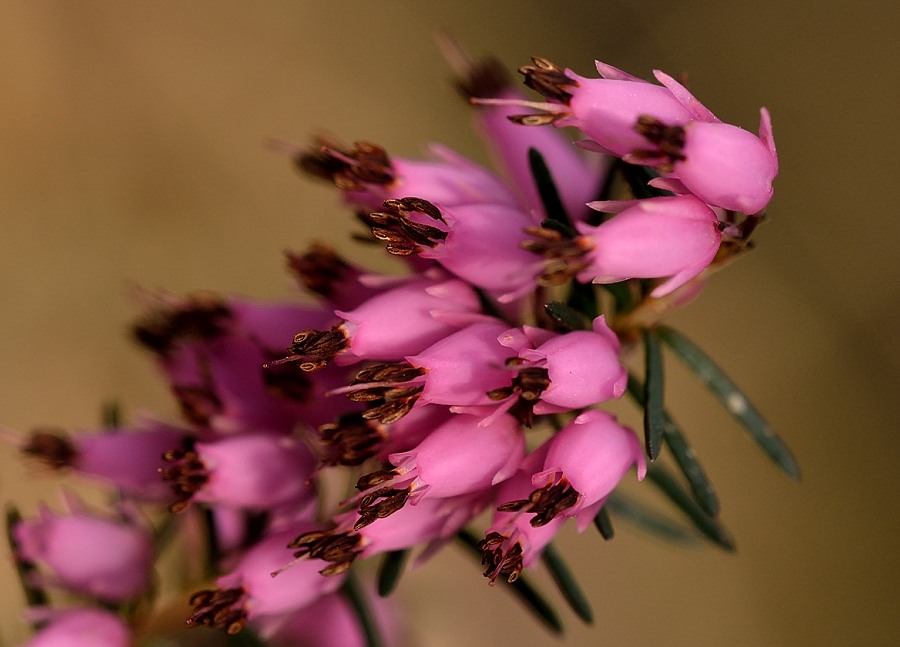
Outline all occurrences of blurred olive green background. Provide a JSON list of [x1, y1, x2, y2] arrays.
[[1, 2, 898, 646]]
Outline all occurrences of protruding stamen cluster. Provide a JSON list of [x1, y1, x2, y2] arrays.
[[262, 358, 314, 401], [270, 327, 348, 372], [285, 243, 354, 299], [171, 384, 223, 427], [186, 587, 248, 634], [354, 486, 411, 530], [21, 429, 76, 470], [289, 530, 363, 577], [317, 414, 386, 466], [487, 362, 550, 426], [159, 448, 209, 514], [358, 197, 447, 256], [498, 478, 580, 527], [296, 140, 395, 191], [343, 362, 425, 424], [519, 57, 576, 106], [479, 531, 524, 584], [522, 226, 592, 286], [132, 293, 232, 356]]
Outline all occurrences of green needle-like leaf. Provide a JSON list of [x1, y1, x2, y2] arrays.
[[646, 465, 735, 551], [528, 147, 571, 228], [593, 506, 615, 540], [545, 300, 590, 332], [377, 549, 408, 597], [643, 329, 665, 460], [224, 627, 268, 647], [102, 400, 122, 428], [456, 529, 563, 634], [566, 281, 600, 320], [344, 571, 385, 647], [606, 492, 698, 546], [619, 163, 673, 200], [626, 374, 719, 516], [656, 326, 801, 480], [5, 505, 49, 617], [540, 543, 594, 624]]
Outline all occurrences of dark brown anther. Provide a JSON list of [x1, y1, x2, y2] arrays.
[[265, 326, 348, 373], [160, 447, 209, 514], [21, 429, 77, 470], [186, 586, 248, 633], [318, 414, 386, 466], [262, 360, 312, 402], [498, 478, 580, 527], [354, 487, 411, 530], [633, 115, 687, 171], [522, 226, 593, 287], [132, 293, 233, 356], [285, 243, 353, 299], [295, 139, 395, 190], [454, 55, 512, 99], [358, 198, 448, 258], [356, 469, 397, 491], [486, 364, 550, 427], [507, 112, 566, 127], [478, 531, 524, 584], [172, 385, 223, 427], [518, 56, 577, 104], [289, 529, 363, 576]]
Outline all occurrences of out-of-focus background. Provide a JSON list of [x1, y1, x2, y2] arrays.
[[1, 2, 897, 646]]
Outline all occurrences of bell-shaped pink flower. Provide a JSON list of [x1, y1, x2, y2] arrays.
[[577, 195, 722, 297], [522, 411, 646, 531], [161, 434, 316, 513], [493, 317, 626, 417], [22, 608, 130, 647], [290, 138, 522, 211], [14, 506, 154, 602], [187, 529, 345, 634], [480, 445, 565, 584], [18, 420, 187, 501], [351, 413, 524, 528], [667, 109, 778, 214]]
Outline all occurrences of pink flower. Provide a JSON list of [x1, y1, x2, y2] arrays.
[[19, 421, 187, 501], [14, 506, 153, 602], [500, 411, 645, 531], [161, 433, 316, 513], [291, 138, 522, 211], [578, 195, 722, 297], [351, 413, 524, 528], [645, 109, 778, 214], [21, 608, 130, 647], [188, 530, 345, 633]]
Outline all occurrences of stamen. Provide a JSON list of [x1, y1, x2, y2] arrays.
[[633, 115, 686, 171], [358, 198, 448, 257], [264, 326, 347, 372], [519, 56, 578, 104], [292, 139, 395, 190], [521, 227, 593, 286], [479, 531, 524, 584], [498, 478, 580, 527], [288, 529, 363, 576], [21, 429, 76, 470], [132, 293, 232, 356], [186, 586, 248, 634], [160, 448, 209, 514], [317, 414, 386, 466], [285, 243, 353, 299]]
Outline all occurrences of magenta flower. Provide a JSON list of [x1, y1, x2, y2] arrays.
[[500, 411, 645, 531], [187, 529, 345, 634], [351, 413, 524, 528], [161, 433, 316, 513], [277, 278, 480, 370], [491, 317, 627, 417], [645, 109, 779, 214], [19, 420, 187, 501], [577, 195, 722, 297], [292, 138, 522, 211], [480, 445, 564, 584], [21, 608, 130, 647], [14, 506, 153, 602]]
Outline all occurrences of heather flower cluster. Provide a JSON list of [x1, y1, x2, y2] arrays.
[[4, 48, 793, 647]]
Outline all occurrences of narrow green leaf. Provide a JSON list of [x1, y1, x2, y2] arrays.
[[626, 374, 720, 516], [656, 326, 800, 480], [606, 492, 698, 546], [455, 529, 563, 634], [642, 329, 665, 460], [344, 571, 385, 647], [600, 281, 634, 312], [5, 505, 50, 615], [593, 506, 615, 540], [377, 549, 408, 597], [540, 543, 593, 624], [528, 147, 571, 228], [544, 301, 590, 332], [646, 465, 735, 551], [224, 627, 268, 647]]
